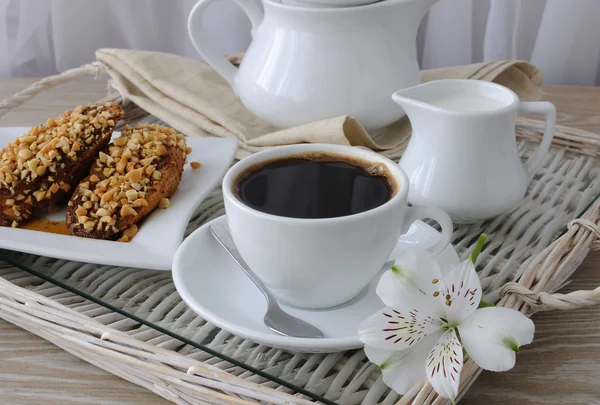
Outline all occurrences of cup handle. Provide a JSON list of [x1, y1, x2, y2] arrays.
[[519, 101, 556, 178], [188, 0, 263, 94], [402, 205, 454, 256]]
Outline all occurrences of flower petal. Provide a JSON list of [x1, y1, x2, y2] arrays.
[[359, 306, 443, 350], [438, 260, 482, 324], [377, 249, 446, 313], [426, 329, 463, 401], [458, 307, 535, 372], [364, 330, 443, 395]]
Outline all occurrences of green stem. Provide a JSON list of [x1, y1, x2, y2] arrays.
[[477, 300, 495, 308], [470, 234, 487, 263]]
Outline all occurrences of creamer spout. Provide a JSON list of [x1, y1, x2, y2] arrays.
[[391, 83, 435, 117]]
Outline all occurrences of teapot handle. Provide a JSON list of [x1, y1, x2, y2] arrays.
[[519, 102, 557, 177], [188, 0, 263, 93]]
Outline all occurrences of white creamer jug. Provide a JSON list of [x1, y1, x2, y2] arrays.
[[392, 79, 557, 223], [188, 0, 437, 132]]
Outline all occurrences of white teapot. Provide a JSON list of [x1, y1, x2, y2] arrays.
[[188, 0, 437, 132]]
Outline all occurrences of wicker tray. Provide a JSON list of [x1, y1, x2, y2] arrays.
[[1, 67, 600, 405]]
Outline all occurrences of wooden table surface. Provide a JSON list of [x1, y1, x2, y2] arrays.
[[0, 78, 599, 405]]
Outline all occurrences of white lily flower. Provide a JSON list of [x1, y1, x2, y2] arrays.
[[358, 237, 535, 401]]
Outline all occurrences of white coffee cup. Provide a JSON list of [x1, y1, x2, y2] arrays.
[[222, 144, 453, 309]]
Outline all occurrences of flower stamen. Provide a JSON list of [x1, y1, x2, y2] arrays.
[[359, 244, 534, 402]]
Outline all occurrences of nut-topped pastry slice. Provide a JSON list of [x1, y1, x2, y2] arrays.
[[66, 124, 190, 240], [0, 103, 124, 228]]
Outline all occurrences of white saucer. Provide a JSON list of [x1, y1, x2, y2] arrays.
[[173, 215, 456, 353]]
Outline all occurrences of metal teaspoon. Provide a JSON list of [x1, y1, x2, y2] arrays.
[[209, 225, 325, 339]]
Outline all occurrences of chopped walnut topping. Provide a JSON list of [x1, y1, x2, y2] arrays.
[[125, 189, 138, 201], [123, 224, 138, 239], [100, 215, 115, 224], [113, 137, 127, 148], [68, 124, 186, 236], [96, 208, 110, 217], [159, 198, 170, 209], [132, 198, 148, 208], [33, 190, 46, 202], [0, 102, 123, 226], [121, 204, 137, 217]]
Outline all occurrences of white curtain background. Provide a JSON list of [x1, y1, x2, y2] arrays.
[[1, 0, 599, 84]]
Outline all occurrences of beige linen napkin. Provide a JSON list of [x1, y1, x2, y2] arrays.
[[96, 49, 544, 159]]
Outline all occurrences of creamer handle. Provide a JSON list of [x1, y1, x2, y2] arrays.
[[188, 0, 263, 93], [519, 102, 556, 177], [402, 205, 454, 256]]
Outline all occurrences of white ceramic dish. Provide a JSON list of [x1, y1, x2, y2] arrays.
[[188, 0, 436, 132], [221, 143, 453, 309], [0, 127, 237, 270], [393, 79, 556, 223], [173, 215, 458, 353]]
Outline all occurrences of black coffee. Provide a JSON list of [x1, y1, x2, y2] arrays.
[[235, 152, 395, 219]]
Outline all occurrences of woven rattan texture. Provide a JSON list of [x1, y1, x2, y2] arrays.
[[2, 119, 599, 404], [1, 67, 600, 405]]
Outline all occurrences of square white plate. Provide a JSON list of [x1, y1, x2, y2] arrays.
[[0, 127, 237, 270]]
